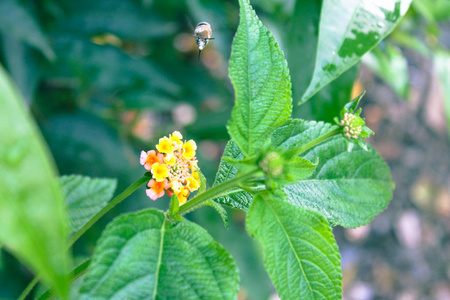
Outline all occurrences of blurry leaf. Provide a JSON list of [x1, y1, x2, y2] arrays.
[[286, 0, 359, 121], [286, 0, 321, 104], [40, 112, 143, 187], [294, 66, 359, 122], [50, 36, 179, 104], [0, 66, 69, 297], [363, 44, 409, 98], [56, 0, 177, 40], [273, 120, 394, 228], [300, 0, 412, 103], [389, 30, 430, 56], [0, 35, 42, 104], [61, 175, 117, 234], [246, 191, 342, 299], [227, 0, 292, 157], [434, 49, 450, 134], [80, 209, 239, 299], [0, 0, 55, 60], [205, 201, 229, 229], [214, 140, 252, 211], [412, 0, 450, 24]]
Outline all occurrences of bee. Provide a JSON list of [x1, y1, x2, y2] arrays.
[[192, 22, 214, 60]]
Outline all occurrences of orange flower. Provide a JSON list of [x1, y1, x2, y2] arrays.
[[146, 179, 169, 200]]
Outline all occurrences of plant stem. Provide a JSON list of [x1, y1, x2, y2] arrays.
[[284, 126, 341, 158], [68, 174, 149, 247], [18, 175, 150, 300], [18, 276, 40, 300], [37, 259, 91, 300], [176, 168, 261, 216]]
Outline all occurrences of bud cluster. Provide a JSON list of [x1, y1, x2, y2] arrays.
[[340, 112, 364, 139]]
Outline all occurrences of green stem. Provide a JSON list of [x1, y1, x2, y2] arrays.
[[18, 276, 40, 300], [68, 174, 149, 247], [176, 168, 261, 216], [37, 259, 91, 300], [284, 126, 341, 158], [18, 174, 150, 300]]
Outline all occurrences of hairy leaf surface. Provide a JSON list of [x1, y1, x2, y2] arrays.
[[247, 191, 342, 299], [80, 209, 239, 299], [227, 0, 292, 156], [215, 120, 394, 228], [61, 175, 117, 234]]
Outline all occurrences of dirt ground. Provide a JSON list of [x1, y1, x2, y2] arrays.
[[338, 54, 450, 300]]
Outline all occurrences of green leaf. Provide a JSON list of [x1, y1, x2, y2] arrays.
[[61, 175, 117, 235], [0, 66, 69, 297], [0, 0, 55, 60], [214, 140, 253, 211], [300, 0, 412, 103], [363, 44, 409, 98], [246, 191, 342, 300], [80, 209, 239, 299], [273, 120, 394, 228], [205, 201, 229, 229], [286, 0, 321, 104], [215, 120, 394, 228], [227, 0, 292, 157]]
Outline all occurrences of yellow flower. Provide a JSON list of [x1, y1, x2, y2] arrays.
[[182, 140, 197, 160], [176, 186, 190, 205], [170, 180, 182, 194], [156, 137, 175, 154], [187, 175, 200, 192], [164, 153, 176, 165], [151, 163, 169, 182], [170, 131, 183, 146]]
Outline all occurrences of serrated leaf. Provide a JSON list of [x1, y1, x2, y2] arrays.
[[213, 140, 252, 210], [246, 191, 342, 300], [0, 66, 69, 297], [0, 0, 55, 60], [61, 175, 117, 234], [215, 120, 394, 228], [300, 0, 412, 103], [274, 120, 394, 228], [80, 209, 239, 299], [227, 0, 292, 157], [206, 201, 229, 229]]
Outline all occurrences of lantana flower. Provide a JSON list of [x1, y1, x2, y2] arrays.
[[140, 131, 201, 204]]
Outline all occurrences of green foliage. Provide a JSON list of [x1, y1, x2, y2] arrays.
[[300, 0, 413, 103], [0, 0, 54, 60], [0, 66, 69, 298], [215, 119, 393, 228], [227, 0, 292, 157], [363, 45, 409, 98], [61, 175, 117, 234], [0, 0, 414, 298], [80, 209, 239, 299], [274, 121, 393, 228], [247, 191, 342, 300]]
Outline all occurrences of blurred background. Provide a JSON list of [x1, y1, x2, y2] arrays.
[[0, 0, 449, 299]]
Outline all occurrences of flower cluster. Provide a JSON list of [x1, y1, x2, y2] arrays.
[[340, 112, 364, 139], [140, 131, 200, 205]]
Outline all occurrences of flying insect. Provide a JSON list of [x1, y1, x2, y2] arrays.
[[192, 22, 214, 60]]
